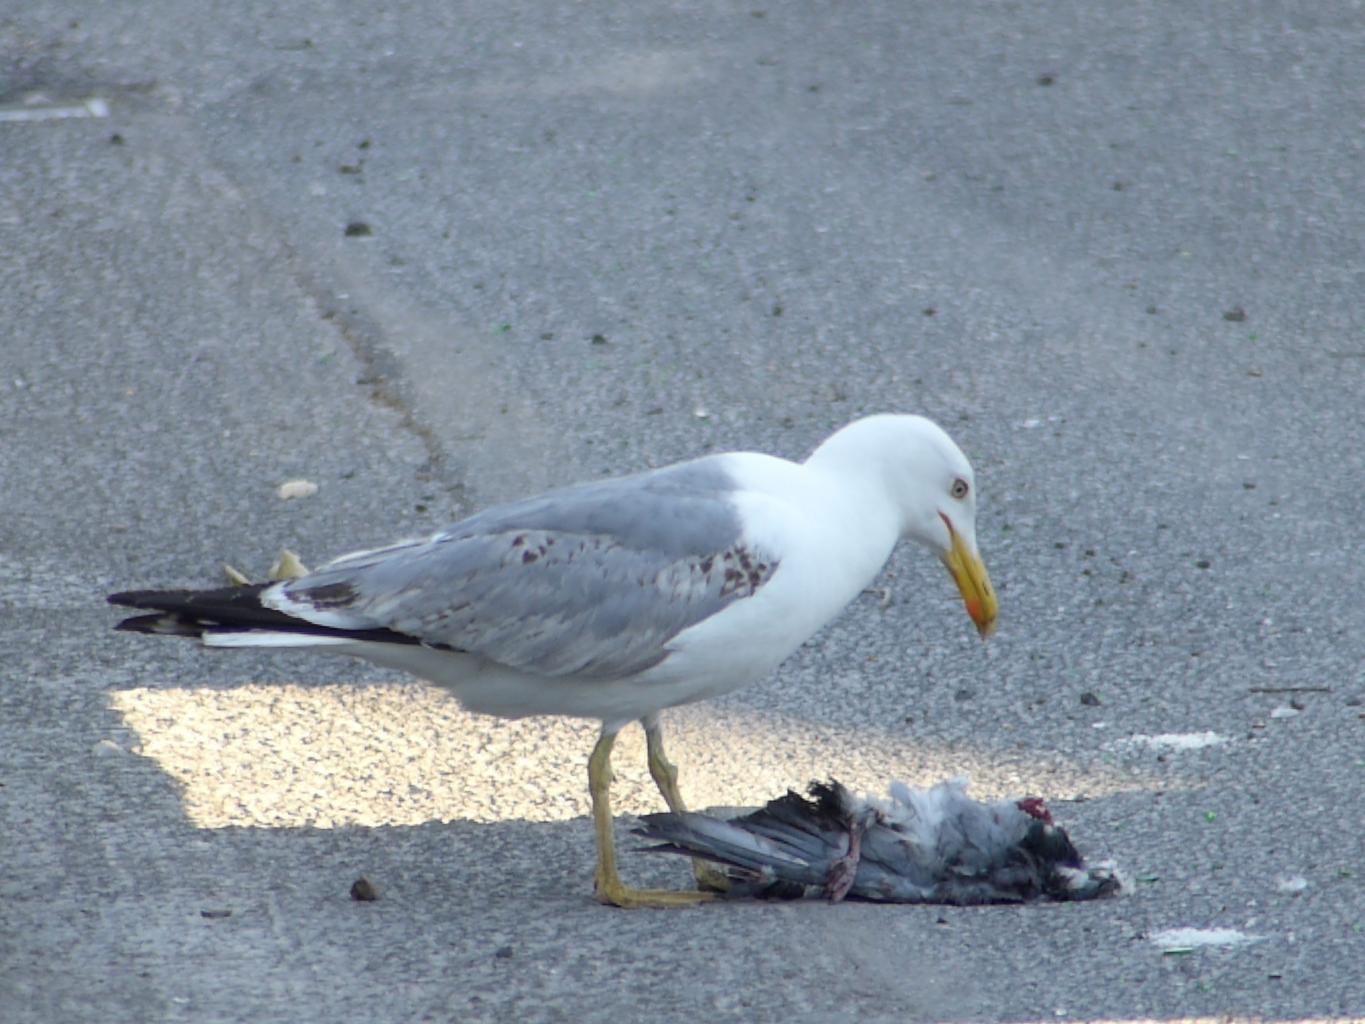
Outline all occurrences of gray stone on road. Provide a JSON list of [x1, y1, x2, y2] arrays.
[[2, 3, 1362, 1022]]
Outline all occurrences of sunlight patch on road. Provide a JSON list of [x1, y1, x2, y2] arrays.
[[109, 681, 1192, 830]]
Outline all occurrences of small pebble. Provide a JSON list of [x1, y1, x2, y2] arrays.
[[200, 909, 232, 919], [1079, 691, 1102, 707], [92, 739, 123, 757], [494, 945, 515, 959], [277, 479, 319, 501], [350, 878, 379, 902]]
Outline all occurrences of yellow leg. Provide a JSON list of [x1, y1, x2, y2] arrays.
[[641, 716, 731, 894], [589, 730, 715, 909]]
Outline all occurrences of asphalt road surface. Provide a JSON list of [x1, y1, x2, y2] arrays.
[[3, 4, 1362, 1022]]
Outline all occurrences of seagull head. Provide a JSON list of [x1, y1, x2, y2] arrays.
[[897, 416, 998, 639], [814, 414, 998, 638]]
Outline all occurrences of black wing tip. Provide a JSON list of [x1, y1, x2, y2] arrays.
[[106, 583, 275, 637], [108, 589, 160, 609], [107, 584, 270, 610], [106, 582, 431, 648], [107, 590, 202, 636]]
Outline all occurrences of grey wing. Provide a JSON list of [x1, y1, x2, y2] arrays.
[[266, 460, 780, 679]]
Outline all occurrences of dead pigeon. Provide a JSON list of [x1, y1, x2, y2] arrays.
[[635, 777, 1123, 904]]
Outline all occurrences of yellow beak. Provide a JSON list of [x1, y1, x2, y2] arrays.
[[941, 517, 998, 638]]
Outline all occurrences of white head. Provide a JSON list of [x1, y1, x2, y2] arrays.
[[808, 414, 998, 637]]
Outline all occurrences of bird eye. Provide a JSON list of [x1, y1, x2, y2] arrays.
[[950, 478, 970, 500]]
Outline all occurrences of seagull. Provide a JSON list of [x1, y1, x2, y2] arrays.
[[635, 777, 1123, 904], [109, 414, 997, 908]]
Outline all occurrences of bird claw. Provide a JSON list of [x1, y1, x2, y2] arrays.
[[692, 861, 733, 894], [594, 875, 717, 909], [825, 812, 870, 902]]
